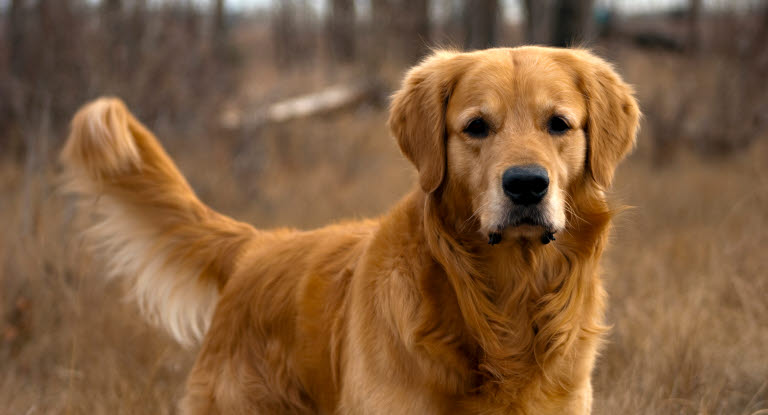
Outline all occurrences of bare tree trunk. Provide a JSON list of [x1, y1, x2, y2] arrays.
[[100, 0, 124, 75], [101, 0, 122, 20], [4, 0, 26, 160], [367, 0, 392, 66], [523, 0, 554, 45], [213, 0, 226, 46], [551, 0, 594, 47], [36, 0, 58, 73], [8, 0, 25, 77], [327, 0, 355, 62], [271, 0, 315, 67], [463, 0, 498, 50], [272, 0, 298, 66], [371, 0, 391, 41], [687, 0, 701, 54], [126, 0, 146, 67], [398, 0, 430, 62], [129, 0, 147, 39]]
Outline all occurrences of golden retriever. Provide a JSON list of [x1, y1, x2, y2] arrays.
[[61, 46, 639, 414]]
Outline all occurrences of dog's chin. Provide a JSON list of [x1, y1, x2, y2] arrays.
[[503, 223, 550, 239], [486, 211, 558, 246]]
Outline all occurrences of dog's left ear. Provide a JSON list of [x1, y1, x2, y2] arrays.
[[388, 51, 469, 193], [564, 50, 641, 189]]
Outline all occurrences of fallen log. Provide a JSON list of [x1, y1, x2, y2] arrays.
[[220, 79, 382, 130]]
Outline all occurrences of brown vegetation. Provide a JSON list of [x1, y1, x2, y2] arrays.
[[1, 1, 766, 414]]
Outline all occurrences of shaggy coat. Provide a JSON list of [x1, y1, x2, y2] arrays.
[[61, 47, 640, 414]]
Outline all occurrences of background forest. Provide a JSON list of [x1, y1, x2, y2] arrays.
[[1, 0, 767, 413]]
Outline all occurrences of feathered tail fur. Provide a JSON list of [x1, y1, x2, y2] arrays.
[[61, 97, 256, 346]]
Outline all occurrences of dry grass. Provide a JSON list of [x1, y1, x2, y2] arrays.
[[595, 142, 768, 414], [1, 15, 767, 415]]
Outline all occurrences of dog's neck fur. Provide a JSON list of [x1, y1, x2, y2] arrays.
[[399, 180, 612, 403]]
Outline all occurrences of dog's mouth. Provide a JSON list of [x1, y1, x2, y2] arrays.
[[487, 207, 556, 246]]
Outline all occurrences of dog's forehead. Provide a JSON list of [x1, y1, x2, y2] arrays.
[[451, 49, 583, 114]]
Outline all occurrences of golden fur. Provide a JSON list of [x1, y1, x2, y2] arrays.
[[61, 47, 639, 414]]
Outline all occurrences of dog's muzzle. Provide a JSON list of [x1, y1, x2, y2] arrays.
[[489, 164, 555, 245]]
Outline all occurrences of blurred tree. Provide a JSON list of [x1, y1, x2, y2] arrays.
[[687, 0, 701, 53], [551, 0, 594, 47], [182, 2, 202, 41], [398, 0, 431, 62], [326, 0, 356, 62], [35, 0, 87, 124], [102, 0, 122, 12], [126, 0, 147, 68], [273, 0, 300, 66], [8, 0, 25, 77], [101, 0, 126, 76], [213, 0, 227, 46], [522, 0, 593, 46], [371, 0, 390, 38], [368, 0, 429, 64], [463, 0, 498, 50], [3, 0, 26, 159], [523, 0, 553, 44], [37, 0, 75, 73], [369, 0, 392, 65], [129, 0, 147, 38], [101, 0, 123, 26], [271, 0, 316, 67]]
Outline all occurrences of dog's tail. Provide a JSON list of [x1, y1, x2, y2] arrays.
[[61, 97, 257, 346]]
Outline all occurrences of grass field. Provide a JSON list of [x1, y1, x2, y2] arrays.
[[1, 22, 766, 414]]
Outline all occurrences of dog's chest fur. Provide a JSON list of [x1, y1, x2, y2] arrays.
[[347, 191, 607, 414], [418, 254, 598, 413]]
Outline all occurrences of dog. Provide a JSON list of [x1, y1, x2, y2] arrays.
[[61, 46, 639, 414]]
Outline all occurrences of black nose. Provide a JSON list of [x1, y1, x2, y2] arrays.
[[502, 165, 549, 205]]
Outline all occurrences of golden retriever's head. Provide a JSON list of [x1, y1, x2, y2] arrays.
[[389, 47, 639, 244]]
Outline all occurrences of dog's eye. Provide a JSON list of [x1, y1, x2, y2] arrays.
[[547, 116, 570, 135], [463, 118, 490, 139]]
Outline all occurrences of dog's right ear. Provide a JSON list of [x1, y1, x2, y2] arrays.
[[388, 51, 469, 193]]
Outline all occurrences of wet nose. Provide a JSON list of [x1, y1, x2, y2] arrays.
[[502, 165, 549, 205]]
